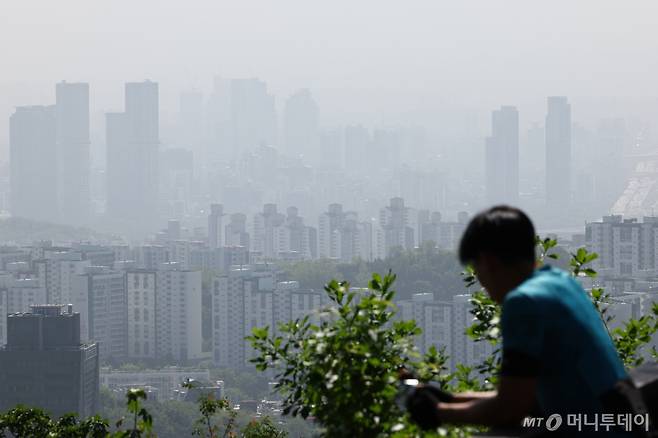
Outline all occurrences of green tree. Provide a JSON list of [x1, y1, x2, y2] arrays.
[[248, 272, 422, 436], [241, 417, 288, 438], [113, 388, 153, 438]]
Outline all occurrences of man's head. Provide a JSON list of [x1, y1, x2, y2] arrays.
[[459, 206, 536, 303]]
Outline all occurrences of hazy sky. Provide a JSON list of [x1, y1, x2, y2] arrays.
[[2, 0, 658, 157]]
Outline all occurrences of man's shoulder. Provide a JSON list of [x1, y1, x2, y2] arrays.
[[519, 266, 577, 293], [504, 266, 576, 308]]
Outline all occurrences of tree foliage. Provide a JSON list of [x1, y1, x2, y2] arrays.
[[249, 271, 421, 436], [279, 242, 463, 301], [0, 387, 288, 438]]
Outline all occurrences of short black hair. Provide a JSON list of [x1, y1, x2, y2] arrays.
[[459, 205, 536, 265]]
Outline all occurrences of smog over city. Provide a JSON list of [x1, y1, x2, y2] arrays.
[[0, 1, 657, 437]]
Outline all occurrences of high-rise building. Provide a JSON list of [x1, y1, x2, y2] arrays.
[[56, 82, 90, 225], [418, 211, 469, 251], [189, 246, 249, 272], [0, 305, 99, 417], [593, 119, 626, 211], [318, 204, 372, 261], [212, 266, 275, 369], [450, 295, 494, 372], [485, 106, 519, 205], [251, 205, 315, 261], [282, 207, 317, 260], [33, 251, 91, 305], [225, 213, 250, 247], [135, 245, 169, 270], [105, 111, 129, 216], [9, 106, 58, 222], [585, 215, 658, 279], [318, 203, 344, 259], [126, 270, 156, 360], [0, 278, 47, 345], [73, 266, 127, 360], [283, 89, 319, 161], [155, 263, 202, 362], [212, 266, 327, 369], [229, 78, 276, 162], [106, 81, 159, 232], [208, 204, 224, 249], [167, 239, 205, 269], [397, 293, 452, 360], [252, 204, 285, 259], [377, 197, 415, 257], [159, 148, 193, 217], [545, 96, 572, 210]]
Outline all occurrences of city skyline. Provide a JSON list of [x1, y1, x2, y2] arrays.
[[4, 76, 637, 240], [1, 3, 658, 434]]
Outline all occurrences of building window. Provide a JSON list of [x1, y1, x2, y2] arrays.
[[620, 227, 633, 242], [620, 245, 633, 259], [134, 308, 140, 321], [620, 263, 633, 275]]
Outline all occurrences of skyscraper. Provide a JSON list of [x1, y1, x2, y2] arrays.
[[9, 83, 90, 226], [155, 263, 202, 362], [377, 197, 415, 257], [56, 82, 90, 225], [73, 266, 127, 361], [126, 270, 156, 360], [225, 213, 250, 247], [9, 106, 58, 222], [545, 96, 572, 209], [0, 305, 99, 418], [251, 204, 285, 259], [229, 78, 276, 161], [208, 204, 224, 249], [283, 89, 319, 161], [106, 81, 159, 232], [594, 118, 625, 212], [485, 106, 519, 205], [206, 77, 276, 165]]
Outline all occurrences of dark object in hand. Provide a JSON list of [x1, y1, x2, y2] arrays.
[[396, 372, 453, 430], [407, 386, 442, 430]]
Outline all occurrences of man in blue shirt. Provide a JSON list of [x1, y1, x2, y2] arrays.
[[407, 206, 638, 436]]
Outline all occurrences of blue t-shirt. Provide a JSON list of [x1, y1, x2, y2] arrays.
[[502, 265, 629, 434]]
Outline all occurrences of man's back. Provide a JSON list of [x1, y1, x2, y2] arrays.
[[502, 265, 628, 418]]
